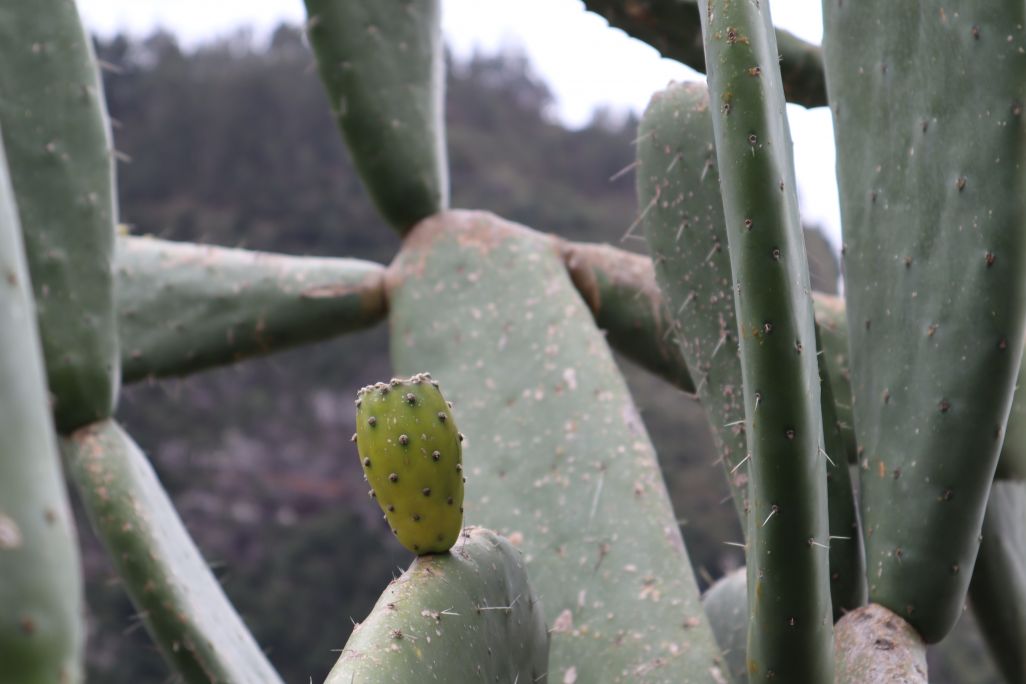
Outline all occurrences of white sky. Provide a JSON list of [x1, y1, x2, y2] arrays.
[[78, 0, 841, 247]]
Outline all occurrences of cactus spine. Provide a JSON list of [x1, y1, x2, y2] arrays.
[[699, 1, 833, 680]]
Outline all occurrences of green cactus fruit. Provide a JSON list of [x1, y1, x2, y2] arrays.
[[355, 374, 464, 555]]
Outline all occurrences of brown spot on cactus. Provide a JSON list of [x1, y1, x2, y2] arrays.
[[399, 434, 410, 446], [389, 473, 399, 483], [986, 251, 996, 267], [363, 457, 371, 467], [405, 393, 417, 405], [367, 416, 377, 427], [956, 176, 967, 191], [422, 488, 431, 496], [939, 399, 951, 413], [432, 450, 441, 461], [437, 412, 446, 422]]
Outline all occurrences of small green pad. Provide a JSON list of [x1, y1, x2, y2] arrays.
[[356, 374, 464, 555], [325, 527, 548, 683]]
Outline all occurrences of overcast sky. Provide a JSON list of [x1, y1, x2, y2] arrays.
[[77, 0, 840, 247]]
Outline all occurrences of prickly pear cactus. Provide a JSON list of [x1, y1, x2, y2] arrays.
[[325, 527, 548, 683], [356, 374, 464, 555]]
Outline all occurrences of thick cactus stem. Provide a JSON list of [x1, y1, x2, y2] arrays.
[[823, 1, 1026, 642], [580, 0, 826, 107], [0, 0, 120, 433], [116, 236, 387, 382], [325, 527, 549, 683], [303, 0, 449, 233], [968, 481, 1026, 683], [699, 1, 834, 680], [833, 604, 927, 683], [0, 131, 83, 684], [355, 374, 464, 555], [388, 210, 725, 683], [561, 240, 695, 393], [61, 420, 283, 684]]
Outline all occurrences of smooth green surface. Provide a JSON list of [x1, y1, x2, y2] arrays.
[[388, 210, 726, 683], [700, 1, 834, 680], [356, 375, 464, 555], [117, 236, 386, 382], [325, 527, 549, 683], [562, 240, 695, 393], [0, 0, 120, 433], [812, 294, 857, 466], [637, 81, 749, 520], [581, 0, 826, 107], [969, 481, 1026, 684], [823, 1, 1026, 642], [304, 0, 448, 233], [997, 348, 1026, 480], [702, 568, 748, 684], [0, 130, 83, 684], [61, 420, 283, 684]]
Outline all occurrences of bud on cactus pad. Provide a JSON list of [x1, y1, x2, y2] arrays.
[[355, 373, 464, 554]]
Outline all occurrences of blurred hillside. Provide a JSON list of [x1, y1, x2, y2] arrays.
[[83, 25, 862, 683]]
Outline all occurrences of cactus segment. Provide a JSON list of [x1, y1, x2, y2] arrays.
[[702, 568, 749, 684], [61, 420, 283, 684], [968, 481, 1026, 684], [0, 0, 120, 433], [833, 604, 927, 683], [823, 1, 1026, 642], [561, 241, 695, 393], [698, 1, 834, 680], [997, 349, 1026, 480], [0, 132, 83, 684], [324, 527, 548, 683], [303, 0, 448, 233], [355, 374, 464, 555], [580, 0, 826, 107], [388, 210, 725, 683], [637, 81, 750, 520], [812, 294, 857, 466], [815, 325, 866, 619], [116, 236, 387, 383]]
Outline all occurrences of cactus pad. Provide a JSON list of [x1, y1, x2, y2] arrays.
[[356, 374, 464, 555], [325, 526, 548, 683]]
